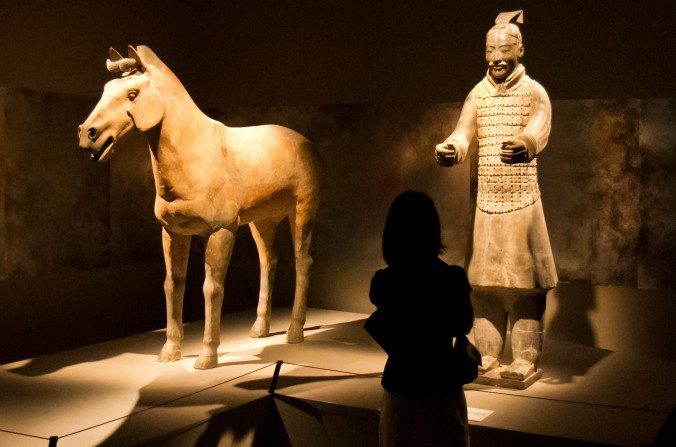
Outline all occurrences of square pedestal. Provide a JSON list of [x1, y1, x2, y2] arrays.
[[474, 366, 543, 390]]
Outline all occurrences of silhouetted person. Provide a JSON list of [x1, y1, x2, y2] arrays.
[[367, 190, 473, 447]]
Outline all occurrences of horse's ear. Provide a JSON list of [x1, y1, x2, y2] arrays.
[[127, 46, 146, 73], [109, 48, 123, 62]]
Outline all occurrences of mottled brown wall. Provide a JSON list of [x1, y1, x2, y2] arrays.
[[542, 99, 676, 289], [0, 89, 6, 275], [0, 89, 107, 277], [638, 100, 676, 288]]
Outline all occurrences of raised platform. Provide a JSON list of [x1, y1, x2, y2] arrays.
[[0, 308, 673, 446], [474, 366, 543, 390]]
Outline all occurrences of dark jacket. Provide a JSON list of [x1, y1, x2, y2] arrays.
[[367, 258, 473, 395]]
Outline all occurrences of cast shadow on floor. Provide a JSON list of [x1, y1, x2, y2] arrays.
[[537, 341, 611, 385], [538, 282, 611, 384], [546, 282, 598, 347], [135, 396, 294, 447], [97, 318, 381, 446], [6, 330, 168, 377]]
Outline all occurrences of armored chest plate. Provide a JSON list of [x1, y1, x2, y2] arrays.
[[475, 80, 540, 214]]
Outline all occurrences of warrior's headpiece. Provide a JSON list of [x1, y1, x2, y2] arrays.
[[488, 10, 524, 45]]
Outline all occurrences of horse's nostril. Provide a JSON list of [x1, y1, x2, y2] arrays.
[[87, 127, 97, 141]]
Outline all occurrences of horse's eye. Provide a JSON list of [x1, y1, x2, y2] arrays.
[[127, 91, 138, 101]]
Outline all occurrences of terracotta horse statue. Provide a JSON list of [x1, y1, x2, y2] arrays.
[[78, 45, 323, 369]]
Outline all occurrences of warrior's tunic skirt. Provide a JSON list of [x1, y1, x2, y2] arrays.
[[468, 200, 557, 289], [446, 67, 558, 289]]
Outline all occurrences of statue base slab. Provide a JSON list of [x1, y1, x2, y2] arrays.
[[474, 366, 542, 390]]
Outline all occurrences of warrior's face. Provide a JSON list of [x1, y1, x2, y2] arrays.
[[485, 28, 523, 81]]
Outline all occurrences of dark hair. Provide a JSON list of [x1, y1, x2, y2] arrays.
[[382, 190, 445, 266]]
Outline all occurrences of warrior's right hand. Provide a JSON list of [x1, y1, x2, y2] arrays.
[[435, 142, 457, 167]]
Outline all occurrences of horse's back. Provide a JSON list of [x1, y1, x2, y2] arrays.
[[225, 123, 308, 147], [225, 124, 321, 179], [223, 124, 323, 218]]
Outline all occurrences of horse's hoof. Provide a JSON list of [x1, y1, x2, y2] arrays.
[[286, 323, 304, 344], [194, 355, 218, 370], [158, 346, 181, 362], [249, 318, 270, 338]]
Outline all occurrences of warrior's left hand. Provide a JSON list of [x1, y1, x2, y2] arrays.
[[500, 141, 528, 164]]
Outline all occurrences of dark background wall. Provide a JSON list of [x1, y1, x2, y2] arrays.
[[0, 0, 674, 363], [1, 0, 674, 106]]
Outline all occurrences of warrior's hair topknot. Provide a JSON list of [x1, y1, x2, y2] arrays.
[[488, 10, 524, 45]]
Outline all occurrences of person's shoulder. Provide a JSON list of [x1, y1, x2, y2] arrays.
[[451, 266, 470, 284], [449, 264, 468, 276], [432, 259, 462, 276], [435, 260, 471, 287], [370, 267, 391, 305], [371, 267, 389, 284], [435, 258, 462, 270], [372, 266, 402, 288]]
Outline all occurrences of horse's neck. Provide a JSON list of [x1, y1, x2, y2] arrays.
[[147, 96, 223, 201], [153, 82, 214, 154]]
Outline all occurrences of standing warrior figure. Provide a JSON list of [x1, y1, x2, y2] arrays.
[[435, 10, 557, 382]]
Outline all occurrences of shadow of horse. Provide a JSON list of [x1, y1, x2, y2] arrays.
[[94, 318, 382, 446]]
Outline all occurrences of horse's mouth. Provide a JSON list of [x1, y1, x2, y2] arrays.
[[90, 136, 116, 162]]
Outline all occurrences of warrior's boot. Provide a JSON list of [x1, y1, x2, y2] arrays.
[[501, 325, 543, 380], [471, 316, 505, 374]]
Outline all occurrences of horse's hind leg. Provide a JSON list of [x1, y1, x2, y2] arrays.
[[158, 228, 191, 362], [195, 228, 236, 370], [249, 217, 282, 338], [287, 197, 318, 343]]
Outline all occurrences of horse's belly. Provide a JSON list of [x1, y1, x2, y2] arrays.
[[238, 189, 295, 224], [155, 197, 239, 235], [161, 217, 213, 235]]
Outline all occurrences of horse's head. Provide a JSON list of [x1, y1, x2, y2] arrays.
[[78, 46, 164, 162]]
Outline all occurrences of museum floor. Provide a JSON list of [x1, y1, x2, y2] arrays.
[[0, 307, 673, 447]]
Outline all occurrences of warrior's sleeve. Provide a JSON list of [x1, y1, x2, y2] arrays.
[[514, 82, 551, 160], [443, 88, 477, 164]]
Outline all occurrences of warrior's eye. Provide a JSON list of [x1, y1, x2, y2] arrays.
[[127, 90, 138, 101]]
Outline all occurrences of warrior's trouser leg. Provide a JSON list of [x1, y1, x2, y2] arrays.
[[471, 288, 509, 373], [501, 288, 548, 380]]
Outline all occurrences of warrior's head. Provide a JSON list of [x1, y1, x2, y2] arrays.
[[485, 10, 524, 82]]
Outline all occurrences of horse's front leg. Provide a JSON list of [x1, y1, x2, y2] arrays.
[[158, 228, 191, 362], [194, 228, 236, 370]]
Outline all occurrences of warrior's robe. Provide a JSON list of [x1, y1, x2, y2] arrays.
[[445, 65, 557, 289]]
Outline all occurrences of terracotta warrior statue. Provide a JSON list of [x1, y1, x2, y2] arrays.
[[435, 10, 557, 382]]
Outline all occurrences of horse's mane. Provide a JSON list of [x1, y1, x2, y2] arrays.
[[136, 46, 196, 106]]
